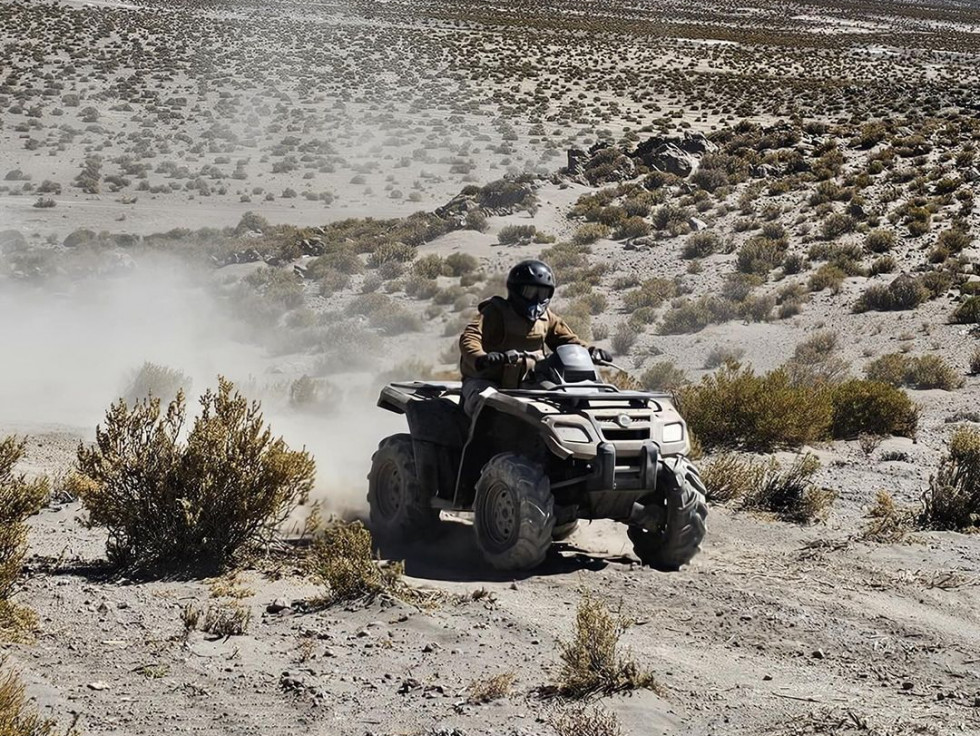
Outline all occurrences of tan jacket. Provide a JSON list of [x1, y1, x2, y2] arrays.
[[459, 296, 586, 381]]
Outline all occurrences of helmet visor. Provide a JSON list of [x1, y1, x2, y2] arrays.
[[520, 284, 553, 302]]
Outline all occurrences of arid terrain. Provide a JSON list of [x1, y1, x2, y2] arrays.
[[2, 0, 980, 734]]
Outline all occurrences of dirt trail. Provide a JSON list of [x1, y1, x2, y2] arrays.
[[9, 424, 980, 735]]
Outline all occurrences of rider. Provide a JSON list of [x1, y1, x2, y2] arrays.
[[458, 259, 612, 415]]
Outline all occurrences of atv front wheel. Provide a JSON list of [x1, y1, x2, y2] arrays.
[[474, 453, 555, 570], [628, 457, 708, 571], [367, 434, 439, 542]]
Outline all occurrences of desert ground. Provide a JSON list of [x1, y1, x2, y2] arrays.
[[2, 0, 980, 733]]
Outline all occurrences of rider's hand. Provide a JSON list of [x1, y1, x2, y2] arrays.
[[589, 346, 612, 363], [475, 352, 507, 370]]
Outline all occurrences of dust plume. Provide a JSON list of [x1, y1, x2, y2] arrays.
[[0, 253, 402, 515]]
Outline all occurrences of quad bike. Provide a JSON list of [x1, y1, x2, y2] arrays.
[[367, 344, 707, 571]]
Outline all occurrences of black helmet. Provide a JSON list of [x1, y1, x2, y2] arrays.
[[507, 260, 555, 321]]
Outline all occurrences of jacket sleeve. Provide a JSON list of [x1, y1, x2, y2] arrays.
[[459, 305, 503, 378], [546, 312, 587, 351]]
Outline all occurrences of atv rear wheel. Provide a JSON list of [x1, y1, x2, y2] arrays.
[[367, 434, 439, 542], [474, 453, 555, 570], [628, 457, 708, 571]]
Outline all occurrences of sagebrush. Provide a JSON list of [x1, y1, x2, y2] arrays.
[[554, 591, 659, 698], [76, 377, 315, 573], [919, 427, 980, 531], [0, 437, 49, 641], [0, 666, 60, 736]]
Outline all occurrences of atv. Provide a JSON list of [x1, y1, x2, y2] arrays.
[[367, 344, 707, 571]]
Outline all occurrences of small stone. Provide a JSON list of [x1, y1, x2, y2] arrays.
[[902, 681, 914, 690], [87, 681, 109, 691], [763, 675, 773, 681], [812, 649, 825, 659], [266, 599, 290, 614]]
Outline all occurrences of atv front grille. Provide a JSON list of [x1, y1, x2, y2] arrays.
[[588, 411, 653, 442]]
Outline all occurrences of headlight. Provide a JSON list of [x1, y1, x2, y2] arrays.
[[662, 422, 685, 444], [554, 424, 591, 444]]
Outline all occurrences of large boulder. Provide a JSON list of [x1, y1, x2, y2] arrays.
[[643, 143, 695, 178]]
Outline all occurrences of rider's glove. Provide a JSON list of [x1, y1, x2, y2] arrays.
[[589, 346, 612, 364], [475, 352, 507, 370]]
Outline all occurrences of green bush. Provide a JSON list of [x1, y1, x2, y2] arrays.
[[660, 296, 734, 335], [639, 361, 687, 391], [681, 232, 720, 259], [367, 241, 415, 268], [123, 362, 191, 406], [952, 296, 980, 324], [678, 363, 832, 451], [497, 224, 538, 245], [808, 264, 846, 293], [411, 254, 445, 279], [854, 275, 929, 312], [864, 228, 896, 253], [736, 235, 789, 275], [572, 223, 610, 246], [621, 278, 677, 311], [829, 380, 918, 439], [866, 353, 963, 390], [919, 427, 980, 531], [1, 437, 49, 641], [820, 212, 856, 240], [76, 378, 315, 572], [308, 520, 411, 605], [444, 252, 479, 276]]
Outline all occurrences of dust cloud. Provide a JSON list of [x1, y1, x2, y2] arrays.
[[0, 253, 403, 515]]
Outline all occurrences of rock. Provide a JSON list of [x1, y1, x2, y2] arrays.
[[689, 217, 708, 232], [87, 681, 109, 691], [566, 147, 588, 174], [299, 238, 325, 256], [812, 649, 825, 659], [64, 228, 96, 248], [0, 229, 27, 253], [398, 678, 422, 694], [643, 143, 695, 177], [680, 131, 716, 154], [266, 599, 291, 614]]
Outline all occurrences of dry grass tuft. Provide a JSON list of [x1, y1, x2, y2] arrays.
[[550, 703, 624, 736], [919, 427, 980, 531], [698, 453, 768, 503], [744, 454, 834, 523], [0, 437, 49, 642], [201, 603, 251, 637], [701, 453, 833, 523], [466, 672, 516, 704], [860, 491, 915, 543], [553, 591, 660, 699], [0, 665, 61, 736], [307, 520, 436, 608]]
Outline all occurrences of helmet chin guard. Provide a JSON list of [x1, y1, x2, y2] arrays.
[[506, 260, 555, 321]]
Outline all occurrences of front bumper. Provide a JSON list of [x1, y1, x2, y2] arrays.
[[582, 440, 661, 520]]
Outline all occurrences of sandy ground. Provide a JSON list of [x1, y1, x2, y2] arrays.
[[5, 422, 980, 735], [3, 0, 980, 733]]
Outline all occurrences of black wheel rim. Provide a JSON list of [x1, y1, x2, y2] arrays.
[[481, 481, 519, 549], [375, 460, 404, 520]]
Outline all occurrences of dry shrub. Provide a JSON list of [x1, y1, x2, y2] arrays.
[[743, 454, 834, 523], [466, 672, 516, 704], [861, 491, 914, 543], [866, 353, 963, 390], [698, 453, 768, 503], [554, 591, 659, 699], [201, 602, 251, 637], [919, 427, 980, 531], [550, 704, 624, 736], [952, 296, 980, 324], [76, 378, 315, 573], [854, 275, 929, 313], [678, 364, 831, 452], [785, 330, 849, 386], [0, 666, 60, 736], [308, 520, 427, 607], [621, 277, 677, 311], [0, 437, 48, 641], [639, 361, 687, 391], [123, 361, 191, 406], [830, 380, 918, 440]]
